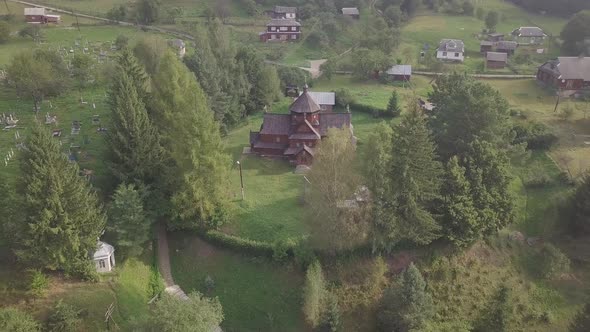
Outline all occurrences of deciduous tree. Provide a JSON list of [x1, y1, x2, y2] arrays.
[[150, 292, 223, 332], [306, 128, 370, 253], [303, 260, 327, 327], [560, 11, 590, 56], [485, 11, 499, 32]]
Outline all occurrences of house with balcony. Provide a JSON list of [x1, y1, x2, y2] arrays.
[[260, 19, 301, 42]]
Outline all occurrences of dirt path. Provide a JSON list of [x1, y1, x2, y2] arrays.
[[156, 223, 189, 300]]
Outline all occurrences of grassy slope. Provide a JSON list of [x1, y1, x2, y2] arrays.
[[169, 232, 305, 332]]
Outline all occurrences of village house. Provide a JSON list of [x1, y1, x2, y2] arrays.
[[24, 7, 60, 24], [512, 27, 546, 45], [249, 86, 353, 165], [342, 7, 360, 19], [168, 39, 186, 58], [537, 56, 590, 96], [486, 52, 508, 69], [266, 5, 297, 19], [385, 65, 412, 81], [260, 19, 301, 42], [487, 33, 505, 42], [495, 41, 518, 55], [436, 39, 464, 62]]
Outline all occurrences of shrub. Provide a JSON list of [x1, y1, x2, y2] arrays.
[[303, 260, 327, 327], [46, 300, 81, 332], [28, 269, 49, 297], [0, 307, 40, 331], [539, 243, 570, 279], [203, 230, 275, 256], [350, 102, 388, 117], [322, 292, 341, 332], [203, 275, 215, 293], [64, 259, 99, 282], [334, 88, 356, 108], [559, 105, 575, 121], [148, 266, 165, 298], [272, 238, 296, 261], [293, 241, 316, 269], [512, 122, 558, 150], [524, 173, 552, 188]]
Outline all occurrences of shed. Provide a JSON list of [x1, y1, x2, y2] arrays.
[[495, 41, 518, 55], [342, 7, 360, 19], [480, 40, 493, 54], [93, 241, 115, 273], [385, 65, 412, 81], [487, 33, 504, 42], [24, 8, 45, 23], [486, 52, 508, 69]]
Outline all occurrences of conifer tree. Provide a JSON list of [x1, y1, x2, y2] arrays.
[[371, 104, 442, 250], [17, 122, 105, 275], [150, 51, 230, 228], [107, 64, 162, 186], [116, 48, 150, 103], [378, 263, 434, 331], [440, 156, 479, 247], [386, 90, 401, 117], [107, 184, 150, 257]]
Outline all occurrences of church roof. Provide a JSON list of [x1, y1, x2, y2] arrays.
[[290, 89, 321, 113], [319, 112, 352, 135], [260, 113, 290, 135]]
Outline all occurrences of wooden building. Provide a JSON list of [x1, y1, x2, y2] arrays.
[[266, 6, 297, 19], [303, 91, 336, 111], [260, 19, 301, 42], [537, 57, 590, 96], [487, 33, 505, 42], [250, 87, 353, 165], [486, 52, 508, 69], [495, 41, 518, 55], [342, 7, 360, 19], [385, 65, 412, 81], [480, 41, 493, 54]]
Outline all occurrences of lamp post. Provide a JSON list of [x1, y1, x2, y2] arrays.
[[237, 160, 244, 200]]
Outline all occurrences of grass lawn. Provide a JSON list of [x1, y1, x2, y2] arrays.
[[169, 233, 305, 332]]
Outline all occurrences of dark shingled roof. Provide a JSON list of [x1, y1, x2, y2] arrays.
[[438, 39, 465, 52], [250, 131, 260, 145], [487, 52, 508, 62], [274, 5, 297, 13], [260, 114, 291, 135], [496, 41, 518, 50], [480, 41, 493, 46], [267, 19, 301, 27], [552, 57, 590, 81], [319, 113, 352, 136], [290, 90, 321, 113], [513, 27, 545, 37]]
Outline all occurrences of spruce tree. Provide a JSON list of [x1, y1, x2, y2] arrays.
[[116, 48, 150, 103], [386, 90, 401, 117], [107, 184, 150, 257], [150, 51, 230, 228], [441, 156, 479, 247], [17, 122, 105, 275], [378, 263, 434, 331], [372, 104, 443, 250], [107, 65, 162, 186]]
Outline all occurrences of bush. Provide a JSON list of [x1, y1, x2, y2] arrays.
[[203, 230, 276, 257], [0, 21, 10, 44], [512, 122, 558, 150], [273, 238, 296, 261], [293, 241, 316, 269], [46, 300, 81, 332], [64, 259, 99, 282], [539, 243, 570, 279], [148, 266, 165, 298], [0, 307, 40, 332], [350, 102, 389, 118], [28, 269, 49, 297], [524, 173, 552, 188], [334, 88, 356, 108]]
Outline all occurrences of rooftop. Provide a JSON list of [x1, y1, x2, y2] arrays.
[[24, 7, 45, 15], [438, 39, 465, 52], [486, 52, 508, 62], [495, 41, 518, 50], [513, 26, 546, 37], [342, 7, 360, 15], [273, 5, 297, 13], [290, 88, 321, 113], [301, 91, 336, 105], [267, 19, 301, 27], [554, 57, 590, 81], [93, 241, 114, 259]]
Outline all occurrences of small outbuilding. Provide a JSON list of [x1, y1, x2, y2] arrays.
[[385, 65, 412, 81], [495, 41, 518, 55], [168, 39, 186, 58], [487, 33, 505, 42], [93, 241, 115, 273], [480, 40, 493, 54], [342, 7, 360, 19], [24, 8, 60, 24], [486, 52, 508, 69]]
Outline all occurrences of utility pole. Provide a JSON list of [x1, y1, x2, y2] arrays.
[[237, 160, 244, 200]]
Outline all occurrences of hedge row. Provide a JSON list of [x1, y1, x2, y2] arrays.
[[350, 102, 393, 118], [203, 230, 279, 257]]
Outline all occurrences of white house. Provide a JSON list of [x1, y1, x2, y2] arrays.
[[436, 39, 465, 62], [93, 241, 115, 273]]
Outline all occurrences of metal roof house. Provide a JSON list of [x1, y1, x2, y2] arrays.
[[385, 65, 412, 81], [436, 39, 465, 62], [93, 241, 115, 273], [300, 91, 336, 111], [537, 56, 590, 96], [512, 27, 546, 45]]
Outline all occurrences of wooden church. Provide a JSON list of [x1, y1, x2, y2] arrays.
[[249, 86, 353, 165]]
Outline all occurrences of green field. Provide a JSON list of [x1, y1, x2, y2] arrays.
[[169, 233, 305, 332]]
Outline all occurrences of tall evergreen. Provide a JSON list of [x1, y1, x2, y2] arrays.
[[370, 104, 443, 250], [107, 184, 150, 257], [17, 122, 105, 275], [151, 51, 230, 228], [107, 62, 162, 186], [116, 48, 150, 103]]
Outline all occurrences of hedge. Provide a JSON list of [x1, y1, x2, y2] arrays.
[[350, 102, 393, 118]]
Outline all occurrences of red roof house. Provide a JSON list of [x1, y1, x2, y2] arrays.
[[250, 86, 353, 165]]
